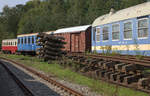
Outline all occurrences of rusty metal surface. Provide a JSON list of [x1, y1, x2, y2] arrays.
[[55, 27, 91, 53]]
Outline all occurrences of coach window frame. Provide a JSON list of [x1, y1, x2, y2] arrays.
[[112, 23, 120, 41], [96, 27, 100, 42], [18, 38, 20, 44], [25, 37, 27, 44], [32, 36, 34, 44], [21, 38, 23, 44], [28, 36, 31, 44], [123, 20, 133, 40], [137, 18, 149, 39], [102, 26, 109, 41]]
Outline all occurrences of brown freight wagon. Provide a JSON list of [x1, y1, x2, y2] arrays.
[[55, 25, 91, 53]]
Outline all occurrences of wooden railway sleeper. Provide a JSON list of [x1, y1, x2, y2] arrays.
[[110, 72, 122, 81], [122, 64, 137, 73], [103, 62, 116, 70], [104, 71, 115, 80], [117, 74, 133, 83], [115, 63, 127, 71], [138, 78, 150, 89], [99, 70, 111, 78], [98, 61, 112, 69], [124, 75, 143, 84]]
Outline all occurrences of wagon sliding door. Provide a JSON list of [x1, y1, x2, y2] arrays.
[[71, 33, 80, 52]]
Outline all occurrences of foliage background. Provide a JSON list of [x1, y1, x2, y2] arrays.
[[0, 0, 147, 48]]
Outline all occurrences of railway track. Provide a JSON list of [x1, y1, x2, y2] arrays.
[[71, 53, 150, 67], [0, 61, 34, 96], [66, 53, 150, 94], [0, 57, 84, 96]]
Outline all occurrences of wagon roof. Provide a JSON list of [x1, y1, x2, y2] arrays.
[[17, 31, 54, 37], [92, 2, 150, 27], [55, 25, 91, 34], [2, 39, 17, 42]]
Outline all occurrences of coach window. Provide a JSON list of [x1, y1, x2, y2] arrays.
[[18, 38, 20, 44], [28, 37, 31, 44], [138, 18, 148, 38], [32, 37, 34, 44], [103, 26, 109, 41], [96, 27, 100, 42], [21, 38, 23, 44], [25, 37, 27, 44], [124, 21, 132, 39], [112, 24, 120, 40]]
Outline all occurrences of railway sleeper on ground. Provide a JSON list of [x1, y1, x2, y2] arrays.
[[121, 64, 139, 73], [99, 70, 111, 78], [115, 63, 127, 71], [124, 75, 143, 84], [117, 74, 133, 83], [110, 72, 122, 81], [104, 71, 115, 80], [103, 62, 116, 70], [138, 78, 150, 89], [98, 61, 112, 69]]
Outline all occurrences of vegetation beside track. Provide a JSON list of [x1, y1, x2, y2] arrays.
[[0, 54, 149, 96]]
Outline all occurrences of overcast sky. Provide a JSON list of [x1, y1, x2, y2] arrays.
[[0, 0, 29, 12]]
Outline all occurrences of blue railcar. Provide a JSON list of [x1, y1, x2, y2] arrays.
[[17, 33, 39, 55], [17, 31, 55, 55], [92, 2, 150, 56]]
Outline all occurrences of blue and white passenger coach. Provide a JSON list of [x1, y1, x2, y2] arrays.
[[17, 33, 39, 54], [92, 2, 150, 56], [17, 31, 53, 54]]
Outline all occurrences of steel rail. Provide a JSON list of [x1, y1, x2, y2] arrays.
[[67, 54, 150, 94], [70, 53, 150, 67], [88, 54, 150, 67], [0, 57, 84, 96]]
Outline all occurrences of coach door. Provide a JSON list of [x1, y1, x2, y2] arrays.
[[75, 34, 80, 52], [71, 34, 80, 52]]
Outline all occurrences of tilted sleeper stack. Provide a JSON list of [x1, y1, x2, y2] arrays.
[[36, 32, 66, 62]]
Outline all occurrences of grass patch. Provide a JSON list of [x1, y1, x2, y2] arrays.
[[0, 54, 149, 96]]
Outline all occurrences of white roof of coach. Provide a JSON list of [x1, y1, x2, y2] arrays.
[[55, 25, 91, 34], [17, 33, 38, 37], [2, 39, 17, 42], [92, 2, 150, 27], [44, 31, 54, 34], [17, 31, 54, 37]]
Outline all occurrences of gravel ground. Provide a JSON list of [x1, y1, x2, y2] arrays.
[[1, 59, 102, 96], [0, 59, 60, 96], [0, 62, 25, 96]]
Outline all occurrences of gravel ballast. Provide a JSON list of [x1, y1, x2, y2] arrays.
[[0, 62, 25, 96], [1, 59, 102, 96]]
